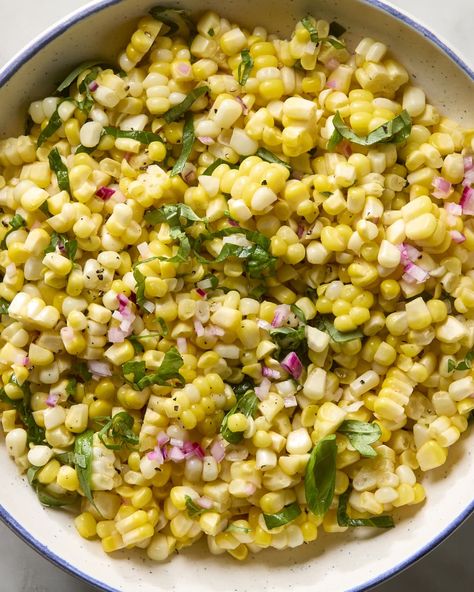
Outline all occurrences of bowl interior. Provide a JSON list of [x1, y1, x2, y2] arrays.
[[0, 1, 473, 592]]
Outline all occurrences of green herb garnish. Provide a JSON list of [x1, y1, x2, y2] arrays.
[[185, 495, 207, 518], [96, 411, 138, 450], [338, 420, 381, 458], [0, 214, 26, 249], [37, 107, 63, 147], [328, 110, 412, 151], [221, 389, 259, 444], [133, 267, 148, 311], [263, 502, 301, 530], [316, 316, 364, 343], [202, 158, 238, 175], [103, 127, 164, 144], [27, 466, 78, 508], [122, 347, 184, 390], [301, 16, 346, 49], [149, 5, 189, 36], [0, 380, 45, 445], [74, 430, 96, 507], [305, 435, 337, 516], [66, 378, 77, 398], [76, 68, 99, 115], [129, 331, 164, 354], [170, 112, 195, 176], [337, 487, 394, 528], [448, 351, 474, 373], [0, 298, 10, 314], [48, 148, 70, 192], [256, 147, 291, 171], [145, 203, 203, 227], [163, 86, 209, 124], [237, 49, 253, 86], [56, 60, 103, 92], [72, 361, 92, 383], [44, 231, 77, 261]]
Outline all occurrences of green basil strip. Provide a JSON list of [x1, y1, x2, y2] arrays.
[[74, 430, 96, 507], [0, 298, 10, 314], [338, 420, 381, 458], [185, 495, 207, 518], [133, 267, 147, 310], [301, 17, 345, 49], [48, 148, 70, 192], [263, 502, 301, 530], [448, 350, 474, 373], [163, 86, 209, 124], [328, 110, 412, 151], [0, 214, 26, 249], [149, 5, 188, 36], [170, 113, 195, 176], [97, 411, 138, 450], [305, 435, 337, 516], [37, 108, 63, 147], [237, 49, 253, 86], [144, 203, 203, 227], [44, 231, 77, 261], [122, 347, 184, 390], [202, 158, 238, 175], [316, 316, 364, 343], [0, 380, 45, 445], [256, 147, 291, 171], [221, 389, 259, 444], [337, 487, 394, 528], [27, 467, 77, 508], [57, 60, 103, 92], [103, 127, 164, 144], [66, 378, 77, 398]]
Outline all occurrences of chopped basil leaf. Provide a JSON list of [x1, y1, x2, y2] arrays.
[[226, 524, 251, 534], [305, 435, 337, 516], [27, 466, 77, 508], [133, 267, 147, 311], [76, 68, 99, 115], [56, 60, 103, 92], [123, 347, 185, 390], [103, 127, 164, 144], [248, 284, 267, 300], [48, 148, 70, 192], [301, 16, 345, 49], [448, 351, 474, 373], [96, 411, 138, 450], [329, 21, 347, 38], [157, 317, 169, 336], [0, 214, 26, 249], [328, 110, 412, 151], [44, 231, 77, 261], [170, 112, 195, 176], [129, 331, 164, 354], [185, 495, 208, 518], [75, 143, 97, 154], [270, 325, 307, 359], [149, 5, 189, 36], [0, 380, 45, 445], [66, 378, 77, 398], [202, 158, 237, 175], [74, 430, 96, 508], [37, 107, 63, 147], [263, 502, 301, 530], [161, 232, 193, 263], [337, 487, 394, 528], [221, 389, 258, 444], [256, 147, 291, 171], [72, 361, 92, 383], [338, 420, 381, 458], [56, 451, 77, 466], [316, 316, 363, 343], [39, 202, 50, 215], [0, 298, 10, 314], [163, 86, 209, 124], [237, 49, 253, 86], [145, 203, 203, 227], [290, 304, 306, 324]]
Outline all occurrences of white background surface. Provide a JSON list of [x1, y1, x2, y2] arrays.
[[0, 1, 473, 591]]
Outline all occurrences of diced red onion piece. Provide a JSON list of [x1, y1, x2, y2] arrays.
[[108, 327, 127, 343], [206, 324, 225, 337], [198, 136, 215, 145], [255, 377, 271, 400], [431, 176, 452, 199], [170, 438, 184, 447], [178, 63, 192, 76], [147, 447, 164, 464], [327, 57, 340, 70], [227, 217, 239, 227], [235, 95, 248, 115], [46, 393, 59, 408], [326, 79, 337, 89], [89, 81, 99, 92], [182, 441, 205, 459], [156, 432, 170, 447], [271, 304, 290, 328], [210, 439, 225, 462], [403, 261, 429, 283], [194, 319, 205, 336], [464, 156, 473, 171], [257, 319, 272, 331], [296, 224, 305, 239], [96, 186, 115, 200], [445, 202, 463, 216], [262, 366, 280, 379], [284, 395, 297, 408], [197, 496, 213, 509], [281, 352, 303, 379], [450, 230, 466, 243], [196, 288, 207, 298], [460, 186, 474, 214], [176, 337, 187, 353], [87, 360, 112, 377], [168, 446, 186, 462], [463, 169, 474, 187]]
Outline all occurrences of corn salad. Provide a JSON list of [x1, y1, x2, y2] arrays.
[[1, 5, 474, 562]]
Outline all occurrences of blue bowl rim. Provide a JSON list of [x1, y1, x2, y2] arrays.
[[0, 0, 473, 591]]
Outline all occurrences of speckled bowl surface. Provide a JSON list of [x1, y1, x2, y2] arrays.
[[0, 1, 473, 591]]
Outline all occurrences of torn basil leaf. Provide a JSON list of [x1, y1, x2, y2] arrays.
[[103, 127, 164, 144], [221, 389, 258, 444], [305, 435, 337, 516], [202, 158, 238, 175], [0, 298, 10, 314], [185, 495, 207, 518], [0, 214, 26, 249], [122, 347, 184, 390], [56, 60, 103, 92], [301, 16, 345, 49], [237, 49, 253, 86], [27, 466, 78, 508], [163, 86, 209, 124], [74, 430, 96, 508], [44, 231, 77, 261], [337, 487, 394, 528], [96, 411, 138, 450], [48, 148, 70, 192], [316, 316, 364, 343], [338, 420, 381, 458], [0, 380, 45, 445], [256, 147, 291, 171], [37, 107, 63, 147], [149, 5, 189, 36], [448, 351, 474, 373], [170, 112, 195, 176], [328, 110, 412, 151], [133, 267, 147, 310], [145, 203, 203, 227], [263, 502, 301, 530]]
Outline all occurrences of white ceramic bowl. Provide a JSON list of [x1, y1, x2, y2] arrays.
[[1, 1, 473, 591]]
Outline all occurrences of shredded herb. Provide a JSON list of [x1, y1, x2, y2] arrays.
[[66, 378, 77, 398], [56, 61, 103, 92], [96, 411, 138, 450], [145, 203, 203, 227], [149, 5, 189, 36], [133, 267, 148, 311], [44, 231, 77, 261], [202, 158, 237, 175], [316, 316, 364, 343], [237, 49, 253, 86], [76, 68, 99, 115], [48, 148, 70, 192], [337, 487, 394, 528], [71, 361, 92, 383], [270, 325, 307, 359], [263, 502, 301, 530], [27, 466, 78, 508], [221, 389, 259, 444], [122, 347, 184, 390], [338, 420, 381, 458], [328, 110, 412, 151], [185, 495, 207, 518], [170, 112, 195, 176], [301, 16, 346, 49], [74, 430, 96, 508], [0, 214, 26, 249], [291, 304, 306, 324], [256, 147, 291, 171], [305, 435, 337, 516], [163, 86, 209, 124], [448, 351, 474, 373], [37, 107, 63, 147], [103, 127, 164, 144], [249, 284, 267, 300], [0, 380, 45, 445], [157, 317, 169, 336], [0, 298, 10, 314]]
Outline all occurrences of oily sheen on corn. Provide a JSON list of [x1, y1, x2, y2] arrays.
[[0, 6, 473, 564]]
